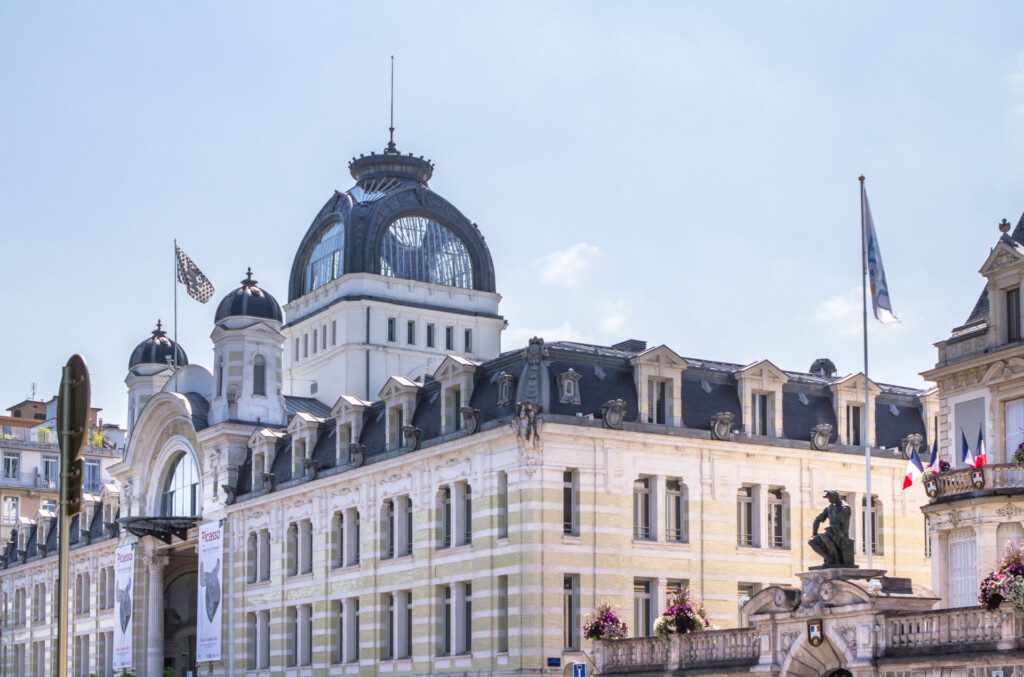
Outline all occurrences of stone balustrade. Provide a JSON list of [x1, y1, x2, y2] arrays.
[[885, 607, 1023, 654], [597, 628, 759, 674], [930, 463, 1024, 502]]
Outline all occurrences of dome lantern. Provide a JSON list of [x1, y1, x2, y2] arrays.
[[128, 320, 188, 370], [214, 268, 283, 323]]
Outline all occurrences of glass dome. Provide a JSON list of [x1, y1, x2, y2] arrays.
[[379, 215, 473, 289], [303, 220, 345, 294]]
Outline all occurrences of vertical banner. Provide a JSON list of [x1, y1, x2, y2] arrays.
[[113, 543, 136, 670], [197, 519, 225, 662]]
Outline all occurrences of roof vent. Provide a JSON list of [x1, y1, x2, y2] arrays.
[[612, 339, 647, 353], [809, 358, 837, 378]]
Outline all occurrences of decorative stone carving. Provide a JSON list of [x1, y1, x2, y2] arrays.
[[556, 368, 583, 405], [809, 490, 854, 568], [781, 630, 801, 653], [601, 399, 627, 430], [302, 458, 320, 480], [711, 412, 734, 441], [949, 508, 964, 527], [348, 443, 365, 468], [901, 433, 923, 459], [460, 406, 481, 435], [837, 624, 858, 653], [496, 371, 516, 406], [511, 402, 544, 478], [516, 337, 550, 411], [810, 423, 833, 452], [260, 472, 276, 493], [221, 485, 236, 506], [401, 425, 422, 451], [996, 502, 1024, 518]]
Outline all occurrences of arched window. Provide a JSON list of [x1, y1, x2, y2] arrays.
[[161, 453, 199, 517], [304, 221, 345, 294], [379, 216, 473, 289], [253, 355, 267, 397]]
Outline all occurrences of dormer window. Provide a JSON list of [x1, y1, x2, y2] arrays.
[[389, 406, 404, 450], [445, 387, 463, 432], [497, 372, 515, 406], [648, 379, 667, 425], [557, 369, 582, 406], [1008, 287, 1021, 342], [751, 393, 773, 436], [847, 404, 863, 446]]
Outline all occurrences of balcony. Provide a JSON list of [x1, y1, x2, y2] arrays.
[[884, 607, 1024, 655], [926, 463, 1024, 503], [597, 628, 760, 673], [0, 471, 57, 491]]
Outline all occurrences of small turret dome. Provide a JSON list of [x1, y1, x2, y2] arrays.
[[214, 268, 283, 323], [128, 320, 188, 370]]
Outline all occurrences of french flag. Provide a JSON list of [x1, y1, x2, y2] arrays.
[[976, 429, 988, 468], [961, 428, 976, 469], [927, 438, 938, 469], [903, 446, 925, 490]]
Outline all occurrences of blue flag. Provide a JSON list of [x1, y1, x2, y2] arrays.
[[861, 180, 899, 324], [928, 438, 938, 468], [961, 428, 975, 468]]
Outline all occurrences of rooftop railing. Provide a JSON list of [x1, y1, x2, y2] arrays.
[[885, 607, 1023, 654]]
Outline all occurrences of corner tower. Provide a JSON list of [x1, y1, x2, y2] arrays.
[[125, 320, 187, 434], [284, 141, 504, 404]]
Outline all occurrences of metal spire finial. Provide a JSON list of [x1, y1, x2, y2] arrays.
[[386, 55, 398, 155]]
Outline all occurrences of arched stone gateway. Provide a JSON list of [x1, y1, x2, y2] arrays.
[[779, 634, 849, 677]]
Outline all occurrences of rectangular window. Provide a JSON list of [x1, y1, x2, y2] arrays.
[[948, 528, 978, 608], [2, 452, 19, 479], [347, 599, 360, 663], [388, 318, 397, 342], [633, 579, 653, 637], [462, 484, 473, 544], [737, 486, 754, 546], [738, 583, 757, 627], [445, 326, 454, 351], [464, 329, 473, 353], [666, 478, 686, 542], [313, 329, 318, 354], [331, 601, 344, 664], [497, 471, 508, 539], [294, 337, 300, 361], [633, 477, 652, 540], [403, 591, 413, 658], [861, 495, 882, 555], [322, 324, 328, 350], [563, 575, 580, 649], [407, 320, 416, 345], [847, 404, 862, 446], [331, 320, 337, 346], [253, 361, 266, 396], [461, 582, 472, 654], [440, 487, 452, 549], [768, 488, 786, 549], [427, 323, 436, 348], [303, 333, 309, 358], [384, 500, 395, 559], [440, 585, 452, 656], [563, 469, 578, 536], [752, 393, 769, 435], [404, 496, 413, 556], [84, 460, 101, 493], [647, 379, 667, 424], [42, 456, 58, 487], [497, 575, 509, 653], [1009, 287, 1021, 342], [384, 594, 395, 659], [2, 496, 19, 522]]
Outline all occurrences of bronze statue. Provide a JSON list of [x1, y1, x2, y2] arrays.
[[809, 490, 855, 568]]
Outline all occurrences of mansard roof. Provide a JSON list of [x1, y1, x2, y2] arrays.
[[954, 211, 1024, 339], [1, 499, 119, 570], [231, 337, 930, 504]]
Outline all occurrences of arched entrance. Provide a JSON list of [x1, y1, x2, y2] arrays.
[[164, 559, 198, 676], [826, 670, 854, 677]]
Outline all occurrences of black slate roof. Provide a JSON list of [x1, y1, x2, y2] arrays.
[[184, 392, 210, 432], [230, 337, 930, 504]]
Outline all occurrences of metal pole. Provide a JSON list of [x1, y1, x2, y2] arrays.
[[56, 366, 71, 677], [860, 175, 873, 570], [174, 238, 179, 391]]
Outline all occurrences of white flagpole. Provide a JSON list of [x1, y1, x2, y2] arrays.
[[860, 174, 873, 570]]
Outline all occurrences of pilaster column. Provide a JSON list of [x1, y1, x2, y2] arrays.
[[143, 553, 170, 676], [976, 522, 1000, 587]]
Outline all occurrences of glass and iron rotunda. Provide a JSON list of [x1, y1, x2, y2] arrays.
[[288, 142, 496, 301]]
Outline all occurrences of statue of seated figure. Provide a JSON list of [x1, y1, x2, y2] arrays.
[[809, 490, 855, 568]]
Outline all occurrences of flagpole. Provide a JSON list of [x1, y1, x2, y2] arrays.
[[860, 174, 873, 570], [173, 238, 179, 392]]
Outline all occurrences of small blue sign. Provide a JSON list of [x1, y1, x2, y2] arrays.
[[573, 662, 586, 677], [547, 657, 561, 668]]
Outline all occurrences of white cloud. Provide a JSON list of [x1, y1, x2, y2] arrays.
[[1009, 51, 1024, 114], [813, 288, 863, 337], [536, 243, 602, 288], [598, 298, 631, 337], [502, 321, 592, 350]]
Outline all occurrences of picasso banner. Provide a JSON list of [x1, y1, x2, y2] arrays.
[[197, 519, 224, 662], [113, 543, 136, 669]]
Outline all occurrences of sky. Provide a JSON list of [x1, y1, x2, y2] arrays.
[[2, 3, 1023, 425]]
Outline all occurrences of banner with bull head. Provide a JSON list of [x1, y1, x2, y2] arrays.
[[113, 543, 136, 669], [197, 519, 225, 662]]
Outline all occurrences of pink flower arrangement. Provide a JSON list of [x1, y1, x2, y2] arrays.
[[654, 588, 711, 639], [583, 602, 628, 640], [980, 540, 1024, 611]]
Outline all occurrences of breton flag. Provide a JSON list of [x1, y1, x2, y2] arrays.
[[976, 428, 988, 468], [175, 245, 216, 303], [861, 181, 899, 324], [902, 445, 925, 490], [961, 428, 976, 469]]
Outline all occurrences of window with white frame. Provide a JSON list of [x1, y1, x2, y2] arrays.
[[563, 575, 580, 649], [439, 487, 452, 549], [737, 583, 758, 627], [633, 477, 653, 540], [439, 585, 453, 656], [427, 323, 436, 348], [860, 496, 882, 555], [322, 324, 327, 350], [445, 325, 454, 351], [253, 355, 266, 396], [846, 403, 863, 446], [460, 582, 472, 654], [312, 329, 318, 354], [563, 469, 579, 536], [464, 328, 473, 353], [1006, 398, 1024, 464], [752, 392, 771, 436], [737, 486, 755, 547], [767, 487, 788, 549], [407, 320, 416, 345], [2, 496, 18, 523], [666, 478, 687, 542], [387, 317, 397, 343], [647, 379, 667, 424], [461, 483, 472, 545], [331, 320, 337, 346], [497, 471, 509, 539], [948, 527, 977, 607], [633, 579, 653, 637], [383, 499, 396, 560], [2, 452, 19, 479], [331, 600, 345, 664]]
